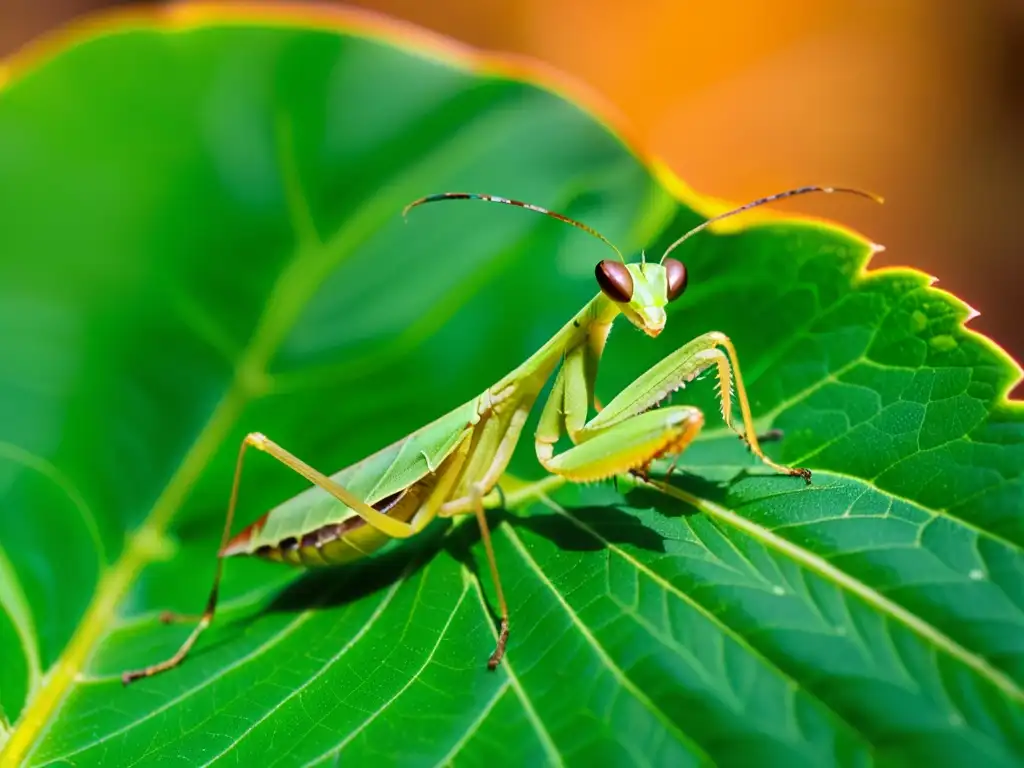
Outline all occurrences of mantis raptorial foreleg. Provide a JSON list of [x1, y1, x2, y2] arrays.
[[536, 331, 811, 483]]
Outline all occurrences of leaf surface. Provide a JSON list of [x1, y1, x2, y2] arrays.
[[0, 6, 1021, 766]]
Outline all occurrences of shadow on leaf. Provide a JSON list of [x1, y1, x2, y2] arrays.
[[203, 471, 752, 641], [512, 505, 669, 553], [623, 472, 732, 515]]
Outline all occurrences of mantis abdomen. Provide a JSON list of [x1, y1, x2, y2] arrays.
[[217, 397, 484, 566], [221, 480, 429, 566]]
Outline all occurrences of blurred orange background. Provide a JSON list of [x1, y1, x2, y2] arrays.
[[3, 0, 1022, 375]]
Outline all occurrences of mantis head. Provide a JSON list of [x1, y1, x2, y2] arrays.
[[402, 186, 882, 341], [595, 259, 686, 338]]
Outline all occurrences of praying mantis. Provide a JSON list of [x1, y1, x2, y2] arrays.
[[122, 184, 878, 684]]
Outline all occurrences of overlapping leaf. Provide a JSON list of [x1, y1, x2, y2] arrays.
[[0, 6, 1021, 766]]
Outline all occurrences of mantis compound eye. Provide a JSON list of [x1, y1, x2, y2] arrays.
[[664, 258, 688, 301], [596, 259, 634, 303]]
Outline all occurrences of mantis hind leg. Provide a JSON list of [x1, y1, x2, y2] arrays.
[[121, 435, 254, 685], [122, 430, 471, 685]]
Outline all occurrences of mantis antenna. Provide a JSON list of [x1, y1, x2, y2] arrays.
[[403, 192, 627, 263], [659, 185, 884, 263]]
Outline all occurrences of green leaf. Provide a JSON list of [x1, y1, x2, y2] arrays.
[[1, 6, 1022, 766]]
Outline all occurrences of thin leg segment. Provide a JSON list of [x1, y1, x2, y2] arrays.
[[438, 471, 512, 667], [465, 484, 510, 669], [435, 405, 531, 669], [122, 435, 253, 685], [244, 433, 442, 538]]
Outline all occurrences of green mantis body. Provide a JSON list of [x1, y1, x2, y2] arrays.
[[122, 185, 878, 684]]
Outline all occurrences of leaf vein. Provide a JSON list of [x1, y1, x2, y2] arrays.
[[0, 440, 106, 563], [199, 570, 407, 767], [303, 581, 471, 767], [40, 600, 321, 763], [502, 523, 714, 763], [535, 494, 873, 750], [1, 107, 507, 764], [0, 544, 41, 700], [466, 572, 563, 767], [431, 681, 510, 768], [648, 479, 1024, 703]]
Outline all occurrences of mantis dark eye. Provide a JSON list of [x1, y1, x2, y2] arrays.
[[664, 258, 688, 301], [596, 259, 633, 303]]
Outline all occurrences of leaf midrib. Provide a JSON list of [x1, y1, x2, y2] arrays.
[[14, 450, 1015, 763], [1, 173, 334, 768], [0, 441, 106, 704], [0, 103, 512, 765], [41, 593, 321, 763], [0, 237, 312, 768]]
